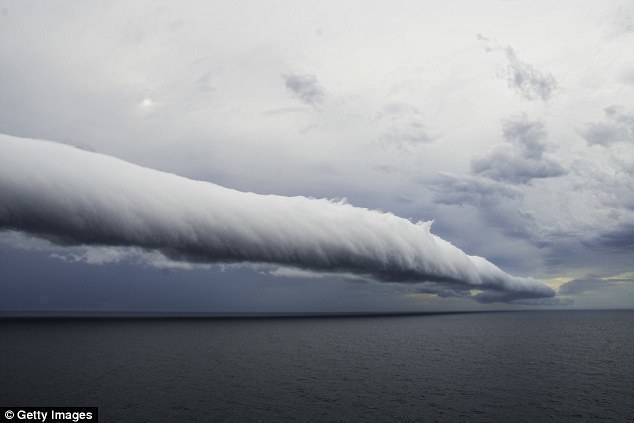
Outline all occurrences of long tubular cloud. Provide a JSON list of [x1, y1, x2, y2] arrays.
[[0, 134, 554, 301]]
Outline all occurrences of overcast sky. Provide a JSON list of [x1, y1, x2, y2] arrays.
[[1, 0, 633, 313]]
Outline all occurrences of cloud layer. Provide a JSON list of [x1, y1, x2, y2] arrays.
[[0, 134, 554, 302]]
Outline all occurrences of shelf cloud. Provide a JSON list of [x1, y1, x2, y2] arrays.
[[0, 134, 555, 302]]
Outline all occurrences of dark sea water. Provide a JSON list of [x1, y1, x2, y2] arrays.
[[1, 310, 632, 422]]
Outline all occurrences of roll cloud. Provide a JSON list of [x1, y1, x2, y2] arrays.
[[0, 134, 555, 302]]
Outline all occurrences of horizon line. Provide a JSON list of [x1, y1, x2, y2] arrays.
[[1, 308, 631, 320]]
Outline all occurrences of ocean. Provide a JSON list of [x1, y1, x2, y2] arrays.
[[1, 310, 632, 422]]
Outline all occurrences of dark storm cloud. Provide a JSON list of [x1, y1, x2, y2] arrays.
[[559, 276, 623, 295], [579, 105, 634, 145], [282, 73, 324, 106], [414, 283, 572, 305], [414, 283, 472, 299], [594, 222, 634, 251], [474, 290, 573, 305], [0, 134, 555, 302], [471, 116, 566, 184], [477, 34, 557, 101], [505, 296, 574, 306]]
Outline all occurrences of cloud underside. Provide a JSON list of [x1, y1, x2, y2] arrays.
[[0, 134, 555, 303]]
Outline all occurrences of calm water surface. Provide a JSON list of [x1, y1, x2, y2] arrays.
[[1, 310, 632, 422]]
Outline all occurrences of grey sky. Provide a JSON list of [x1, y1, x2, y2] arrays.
[[0, 0, 632, 312]]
